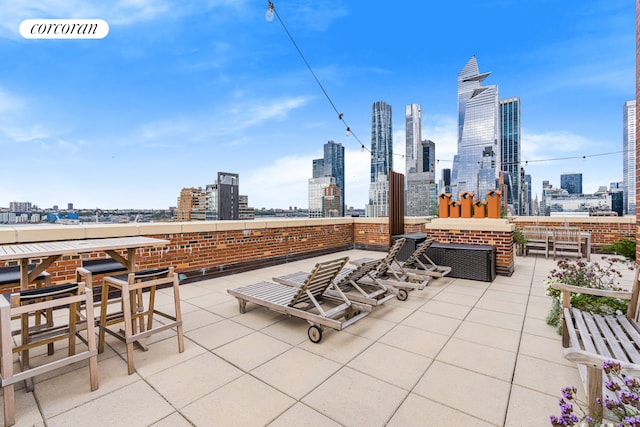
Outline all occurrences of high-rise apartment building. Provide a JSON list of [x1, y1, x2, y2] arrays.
[[309, 141, 345, 217], [405, 104, 421, 175], [500, 97, 522, 214], [452, 56, 500, 200], [560, 172, 582, 195], [176, 172, 240, 221], [407, 140, 437, 216], [623, 100, 636, 215], [366, 101, 393, 217]]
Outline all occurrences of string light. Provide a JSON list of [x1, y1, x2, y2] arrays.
[[435, 150, 624, 167], [265, 1, 374, 154]]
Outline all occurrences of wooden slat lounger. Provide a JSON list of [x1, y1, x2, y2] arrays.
[[351, 238, 429, 296], [273, 258, 400, 306], [227, 257, 372, 343], [398, 239, 452, 279]]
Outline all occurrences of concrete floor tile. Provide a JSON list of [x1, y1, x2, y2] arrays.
[[179, 308, 224, 332], [149, 412, 193, 427], [475, 297, 527, 316], [420, 300, 475, 319], [184, 319, 254, 350], [342, 316, 396, 341], [36, 355, 139, 419], [298, 331, 373, 365], [181, 374, 295, 427], [379, 324, 449, 358], [252, 347, 341, 399], [146, 352, 243, 408], [466, 307, 524, 331], [129, 334, 205, 377], [512, 354, 583, 397], [387, 393, 495, 427], [402, 310, 462, 335], [260, 317, 309, 345], [46, 380, 174, 427], [413, 361, 510, 425], [518, 333, 573, 368], [367, 303, 414, 323], [453, 321, 521, 352], [436, 338, 516, 381], [503, 385, 563, 427], [429, 291, 480, 308], [444, 282, 488, 297], [268, 403, 342, 427], [522, 315, 560, 340], [303, 367, 407, 427], [214, 331, 291, 371], [347, 342, 431, 390]]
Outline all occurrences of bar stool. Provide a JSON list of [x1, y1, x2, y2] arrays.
[[98, 267, 184, 374], [0, 282, 99, 426]]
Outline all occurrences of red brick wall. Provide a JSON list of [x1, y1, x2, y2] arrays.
[[513, 219, 635, 250]]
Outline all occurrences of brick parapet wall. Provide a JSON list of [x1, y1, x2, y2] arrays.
[[512, 217, 635, 250], [424, 219, 514, 276]]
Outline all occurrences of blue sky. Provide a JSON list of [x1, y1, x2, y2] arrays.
[[0, 0, 635, 210]]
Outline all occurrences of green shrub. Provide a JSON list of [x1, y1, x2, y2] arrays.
[[601, 238, 636, 261]]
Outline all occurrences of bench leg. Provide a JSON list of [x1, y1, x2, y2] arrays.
[[587, 366, 603, 420]]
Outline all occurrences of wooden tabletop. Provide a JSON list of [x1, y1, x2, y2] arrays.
[[0, 236, 170, 261]]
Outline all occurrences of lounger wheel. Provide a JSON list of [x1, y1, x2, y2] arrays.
[[397, 289, 408, 301], [308, 325, 323, 343]]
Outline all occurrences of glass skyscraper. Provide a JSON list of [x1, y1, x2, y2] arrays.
[[500, 97, 521, 214], [623, 100, 636, 215], [366, 101, 393, 217], [405, 104, 421, 175], [560, 172, 582, 195], [452, 56, 500, 200]]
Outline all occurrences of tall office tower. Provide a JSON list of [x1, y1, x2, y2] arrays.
[[524, 173, 532, 216], [500, 97, 521, 214], [216, 172, 240, 220], [323, 140, 345, 215], [309, 141, 345, 217], [407, 140, 436, 216], [440, 168, 452, 194], [312, 159, 324, 179], [366, 101, 393, 217], [623, 100, 636, 215], [560, 172, 583, 194], [405, 104, 421, 174], [451, 55, 500, 200]]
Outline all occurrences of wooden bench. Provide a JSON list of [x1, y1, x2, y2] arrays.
[[552, 268, 640, 419]]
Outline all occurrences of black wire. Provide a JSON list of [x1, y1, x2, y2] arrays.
[[269, 2, 377, 154]]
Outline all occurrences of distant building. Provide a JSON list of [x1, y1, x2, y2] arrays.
[[452, 55, 500, 200], [239, 195, 255, 220], [440, 168, 452, 195], [366, 101, 393, 217], [309, 141, 345, 217], [524, 174, 532, 215], [9, 201, 31, 213], [623, 100, 636, 215], [176, 172, 240, 221], [406, 139, 436, 216], [67, 203, 74, 211], [405, 104, 421, 175], [560, 172, 582, 195], [500, 97, 522, 214], [176, 187, 206, 221]]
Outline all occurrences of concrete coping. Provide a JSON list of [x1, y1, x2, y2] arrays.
[[425, 218, 514, 232]]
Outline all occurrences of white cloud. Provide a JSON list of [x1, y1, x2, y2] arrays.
[[243, 154, 316, 209]]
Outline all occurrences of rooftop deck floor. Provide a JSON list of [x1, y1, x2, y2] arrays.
[[7, 250, 635, 427]]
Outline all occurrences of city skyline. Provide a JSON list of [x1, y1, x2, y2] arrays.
[[0, 1, 634, 210]]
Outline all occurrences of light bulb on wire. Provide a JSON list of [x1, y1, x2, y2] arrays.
[[265, 1, 275, 22], [346, 127, 350, 137]]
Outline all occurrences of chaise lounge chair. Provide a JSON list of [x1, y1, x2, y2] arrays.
[[397, 238, 452, 279], [272, 257, 402, 306], [351, 238, 430, 298], [227, 257, 372, 343]]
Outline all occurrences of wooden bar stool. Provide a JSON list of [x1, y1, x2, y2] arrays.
[[98, 267, 184, 375], [0, 282, 99, 426]]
